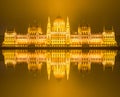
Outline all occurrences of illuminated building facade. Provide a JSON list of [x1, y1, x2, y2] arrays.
[[47, 16, 70, 46], [2, 16, 117, 47], [2, 50, 117, 80], [3, 25, 46, 47]]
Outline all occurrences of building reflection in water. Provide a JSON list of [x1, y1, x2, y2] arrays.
[[2, 50, 117, 80]]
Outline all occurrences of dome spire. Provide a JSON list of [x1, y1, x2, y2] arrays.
[[66, 16, 70, 33]]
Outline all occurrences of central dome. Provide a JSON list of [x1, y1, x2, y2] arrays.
[[53, 16, 66, 32], [54, 16, 65, 24]]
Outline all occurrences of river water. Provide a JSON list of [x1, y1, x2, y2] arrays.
[[0, 49, 120, 97]]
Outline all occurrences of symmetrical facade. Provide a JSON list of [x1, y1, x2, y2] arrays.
[[46, 16, 70, 46], [2, 16, 117, 47], [2, 50, 117, 80]]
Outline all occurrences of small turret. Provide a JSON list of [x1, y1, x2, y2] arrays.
[[66, 16, 70, 33]]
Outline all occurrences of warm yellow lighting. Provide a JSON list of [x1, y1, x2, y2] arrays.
[[2, 16, 117, 47], [2, 50, 117, 80]]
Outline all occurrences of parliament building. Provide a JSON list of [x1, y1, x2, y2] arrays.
[[2, 16, 117, 47]]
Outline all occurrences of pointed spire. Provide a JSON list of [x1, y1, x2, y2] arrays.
[[66, 16, 70, 33], [78, 24, 81, 34], [67, 16, 69, 24], [66, 16, 69, 26]]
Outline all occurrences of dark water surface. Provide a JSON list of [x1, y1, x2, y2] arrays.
[[0, 49, 120, 97]]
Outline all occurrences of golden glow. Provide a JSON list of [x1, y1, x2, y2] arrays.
[[2, 50, 117, 80], [53, 16, 66, 32], [2, 16, 117, 47]]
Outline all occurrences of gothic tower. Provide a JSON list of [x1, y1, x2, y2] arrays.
[[66, 16, 70, 33], [47, 17, 51, 45]]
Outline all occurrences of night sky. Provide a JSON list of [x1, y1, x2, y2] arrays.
[[0, 0, 120, 34]]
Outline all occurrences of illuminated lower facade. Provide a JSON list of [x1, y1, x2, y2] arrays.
[[2, 50, 117, 80], [2, 16, 117, 47]]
